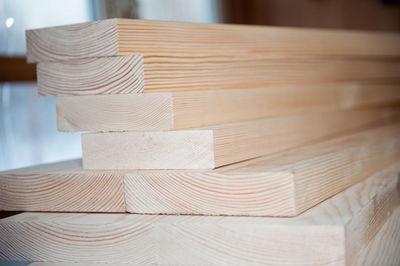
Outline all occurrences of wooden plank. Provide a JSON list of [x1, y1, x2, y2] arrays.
[[2, 123, 400, 216], [37, 55, 144, 96], [26, 19, 400, 63], [82, 108, 400, 169], [0, 160, 125, 213], [141, 56, 400, 92], [19, 207, 400, 265], [125, 123, 400, 216], [38, 55, 400, 95], [1, 165, 399, 264], [354, 207, 400, 266], [37, 54, 400, 95], [56, 82, 400, 132]]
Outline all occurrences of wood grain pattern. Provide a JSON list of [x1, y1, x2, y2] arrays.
[[26, 18, 400, 63], [2, 123, 400, 216], [21, 207, 400, 265], [1, 165, 399, 264], [354, 207, 400, 266], [83, 130, 215, 169], [26, 19, 118, 63], [141, 56, 400, 92], [0, 160, 125, 212], [37, 54, 400, 94], [37, 55, 144, 96], [82, 108, 400, 169], [56, 82, 400, 132], [126, 123, 400, 216]]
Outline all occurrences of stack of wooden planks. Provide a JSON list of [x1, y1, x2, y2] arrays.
[[1, 18, 400, 265]]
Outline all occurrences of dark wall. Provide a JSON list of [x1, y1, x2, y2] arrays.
[[221, 0, 400, 31]]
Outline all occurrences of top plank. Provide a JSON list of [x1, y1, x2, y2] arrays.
[[26, 18, 400, 63]]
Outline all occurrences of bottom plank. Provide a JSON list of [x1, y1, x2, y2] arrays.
[[354, 206, 400, 266], [1, 164, 399, 265], [22, 206, 400, 266]]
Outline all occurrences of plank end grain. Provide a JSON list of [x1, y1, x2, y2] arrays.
[[26, 19, 119, 63], [56, 92, 174, 132], [37, 55, 144, 96], [81, 130, 215, 170], [0, 160, 125, 212]]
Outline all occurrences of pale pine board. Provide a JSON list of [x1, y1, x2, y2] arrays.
[[82, 108, 400, 169], [56, 82, 400, 132], [354, 207, 400, 266], [37, 55, 144, 96], [37, 54, 400, 95], [0, 160, 125, 213], [141, 56, 400, 92], [20, 208, 400, 265], [1, 166, 399, 265], [126, 123, 400, 216], [26, 19, 400, 62], [2, 123, 400, 216]]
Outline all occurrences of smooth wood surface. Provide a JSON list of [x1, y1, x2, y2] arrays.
[[141, 56, 400, 92], [57, 82, 400, 132], [1, 166, 399, 264], [0, 160, 125, 213], [83, 130, 215, 169], [354, 207, 400, 266], [2, 123, 400, 216], [82, 108, 400, 169], [126, 123, 400, 216], [20, 207, 400, 265], [37, 55, 144, 95], [26, 18, 400, 63], [37, 54, 400, 94]]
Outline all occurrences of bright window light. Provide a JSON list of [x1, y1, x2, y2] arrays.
[[5, 17, 14, 28]]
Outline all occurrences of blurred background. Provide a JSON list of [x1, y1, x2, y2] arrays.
[[1, 0, 400, 171]]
